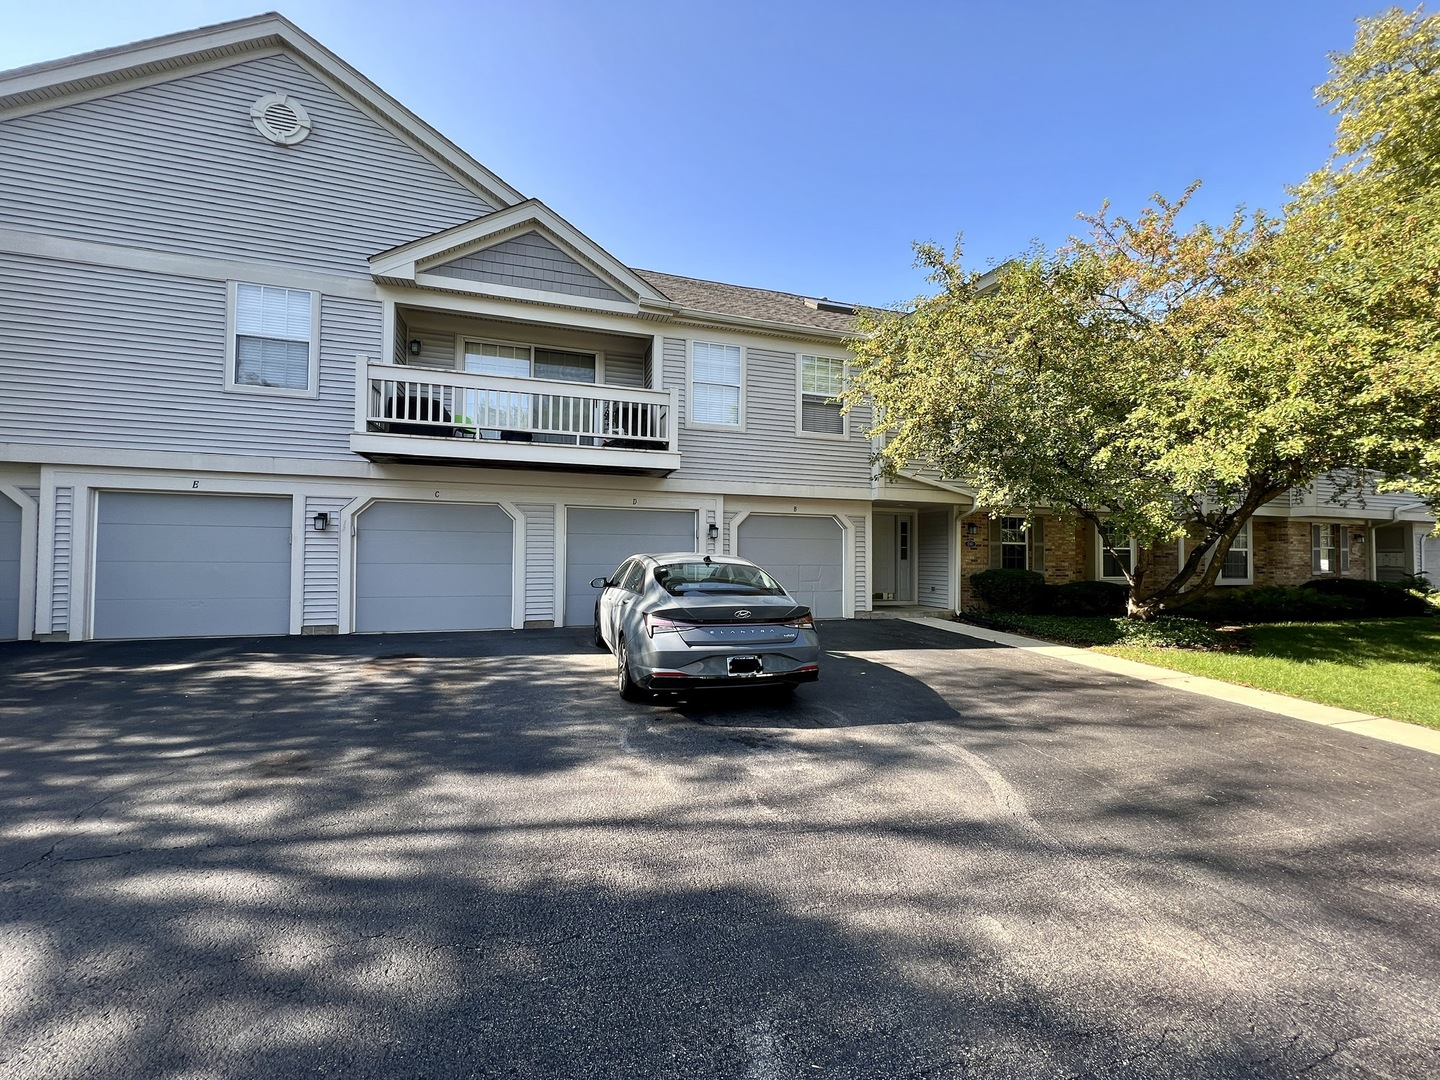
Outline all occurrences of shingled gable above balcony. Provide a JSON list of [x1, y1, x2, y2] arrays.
[[369, 200, 676, 317]]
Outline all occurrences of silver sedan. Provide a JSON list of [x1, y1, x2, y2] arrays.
[[591, 552, 822, 700]]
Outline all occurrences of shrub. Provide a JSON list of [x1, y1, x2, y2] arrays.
[[1046, 580, 1130, 617], [1185, 586, 1361, 624], [976, 612, 1224, 649], [1301, 577, 1433, 617], [970, 568, 1048, 613]]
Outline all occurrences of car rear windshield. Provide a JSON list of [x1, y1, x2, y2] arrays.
[[654, 561, 786, 597]]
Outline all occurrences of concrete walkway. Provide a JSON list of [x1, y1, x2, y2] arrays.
[[904, 615, 1440, 758]]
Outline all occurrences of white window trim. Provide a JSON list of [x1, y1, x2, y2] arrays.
[[795, 353, 848, 439], [1215, 519, 1254, 585], [1095, 528, 1138, 582], [224, 280, 321, 399], [999, 516, 1030, 570], [687, 339, 745, 431]]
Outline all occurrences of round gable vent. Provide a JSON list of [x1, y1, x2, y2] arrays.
[[250, 92, 312, 146]]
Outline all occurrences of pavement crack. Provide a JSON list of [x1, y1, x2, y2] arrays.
[[0, 842, 57, 879]]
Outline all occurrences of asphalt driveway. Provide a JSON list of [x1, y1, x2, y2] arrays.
[[0, 620, 1436, 1078]]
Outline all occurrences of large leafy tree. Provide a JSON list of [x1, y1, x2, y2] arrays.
[[848, 6, 1440, 618]]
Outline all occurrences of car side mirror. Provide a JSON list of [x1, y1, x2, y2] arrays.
[[590, 577, 609, 589]]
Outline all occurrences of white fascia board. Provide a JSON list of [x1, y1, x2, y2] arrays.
[[371, 200, 665, 305], [0, 13, 524, 211]]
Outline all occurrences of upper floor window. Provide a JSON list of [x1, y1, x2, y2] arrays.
[[691, 341, 742, 427], [229, 283, 317, 395], [800, 354, 846, 435]]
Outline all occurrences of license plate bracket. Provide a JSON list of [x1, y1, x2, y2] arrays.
[[727, 654, 763, 677]]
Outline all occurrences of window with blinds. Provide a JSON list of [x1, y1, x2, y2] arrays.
[[232, 283, 315, 392], [691, 341, 742, 426], [800, 354, 845, 434]]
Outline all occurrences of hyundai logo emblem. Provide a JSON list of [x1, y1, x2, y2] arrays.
[[733, 610, 752, 619]]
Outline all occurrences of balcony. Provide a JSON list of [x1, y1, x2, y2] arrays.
[[349, 359, 682, 475]]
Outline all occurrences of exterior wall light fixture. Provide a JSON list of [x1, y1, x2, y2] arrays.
[[408, 339, 423, 355], [313, 512, 330, 532], [707, 522, 720, 541]]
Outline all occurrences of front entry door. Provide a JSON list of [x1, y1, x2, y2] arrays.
[[872, 513, 914, 603]]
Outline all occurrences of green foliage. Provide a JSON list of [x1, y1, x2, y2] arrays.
[[1301, 576, 1434, 617], [970, 568, 1047, 613], [849, 7, 1440, 617], [977, 612, 1225, 650], [1185, 586, 1363, 624], [1046, 581, 1130, 617]]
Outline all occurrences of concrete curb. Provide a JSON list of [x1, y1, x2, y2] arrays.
[[901, 616, 1440, 758]]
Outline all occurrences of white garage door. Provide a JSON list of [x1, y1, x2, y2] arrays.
[[94, 493, 292, 640], [0, 494, 20, 640], [355, 502, 513, 632], [564, 508, 697, 626], [738, 514, 845, 618]]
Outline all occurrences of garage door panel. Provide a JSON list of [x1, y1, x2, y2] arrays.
[[738, 515, 844, 619], [0, 495, 20, 640], [95, 493, 292, 639], [355, 502, 513, 633], [563, 508, 696, 626], [97, 563, 291, 602]]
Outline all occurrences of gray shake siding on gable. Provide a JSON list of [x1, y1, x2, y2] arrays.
[[0, 253, 376, 460], [0, 54, 492, 275], [431, 233, 626, 302]]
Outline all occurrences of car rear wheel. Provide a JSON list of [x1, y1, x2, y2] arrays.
[[616, 635, 646, 702]]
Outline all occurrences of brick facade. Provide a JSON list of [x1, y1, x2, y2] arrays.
[[958, 513, 1372, 611]]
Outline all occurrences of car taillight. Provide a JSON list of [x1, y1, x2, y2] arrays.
[[646, 613, 688, 637], [783, 613, 815, 630]]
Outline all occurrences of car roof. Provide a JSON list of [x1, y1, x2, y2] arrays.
[[643, 552, 758, 565]]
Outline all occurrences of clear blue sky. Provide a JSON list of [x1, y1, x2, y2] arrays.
[[1, 1, 1386, 307]]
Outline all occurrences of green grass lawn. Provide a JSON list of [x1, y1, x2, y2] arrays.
[[1098, 619, 1440, 729]]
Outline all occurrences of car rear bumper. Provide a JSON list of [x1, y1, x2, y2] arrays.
[[640, 665, 820, 691]]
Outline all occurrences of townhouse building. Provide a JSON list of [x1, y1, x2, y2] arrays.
[[0, 14, 1433, 642]]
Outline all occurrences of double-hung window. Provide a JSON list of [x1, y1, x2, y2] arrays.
[[1217, 521, 1253, 583], [799, 354, 845, 435], [691, 341, 742, 427], [1311, 523, 1349, 574], [1097, 528, 1136, 581], [229, 283, 317, 394], [1000, 517, 1028, 569]]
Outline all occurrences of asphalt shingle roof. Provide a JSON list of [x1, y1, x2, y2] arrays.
[[632, 269, 862, 334]]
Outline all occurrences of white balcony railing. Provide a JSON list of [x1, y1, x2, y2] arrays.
[[354, 359, 677, 455]]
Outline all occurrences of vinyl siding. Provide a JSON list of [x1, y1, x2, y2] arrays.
[[849, 514, 868, 613], [0, 253, 377, 460], [918, 509, 950, 609], [50, 487, 72, 633], [517, 502, 556, 623], [302, 495, 348, 627], [662, 338, 872, 489], [605, 354, 645, 388], [0, 54, 493, 275], [723, 510, 739, 555], [431, 232, 625, 301]]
